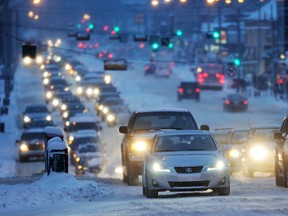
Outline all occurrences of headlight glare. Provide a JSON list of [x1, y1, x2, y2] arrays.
[[152, 162, 171, 173]]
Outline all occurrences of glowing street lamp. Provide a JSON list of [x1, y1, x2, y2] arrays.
[[33, 0, 41, 5], [28, 11, 34, 18], [151, 0, 159, 7]]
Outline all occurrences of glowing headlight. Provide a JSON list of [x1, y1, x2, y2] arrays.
[[20, 143, 29, 152], [114, 166, 123, 174], [103, 107, 109, 114], [93, 88, 99, 95], [40, 64, 45, 70], [65, 64, 71, 71], [63, 111, 69, 118], [46, 115, 52, 121], [52, 99, 59, 107], [46, 91, 53, 99], [104, 75, 111, 84], [76, 157, 80, 163], [229, 149, 240, 158], [61, 104, 67, 111], [64, 87, 70, 92], [36, 56, 43, 64], [75, 75, 81, 82], [23, 116, 31, 123], [77, 165, 83, 170], [65, 121, 70, 126], [86, 88, 93, 96], [152, 162, 171, 173], [77, 87, 83, 95], [43, 71, 49, 78], [131, 141, 147, 152], [249, 146, 268, 161], [107, 114, 116, 122], [23, 56, 32, 65], [207, 160, 226, 171], [43, 78, 49, 85], [98, 105, 104, 111]]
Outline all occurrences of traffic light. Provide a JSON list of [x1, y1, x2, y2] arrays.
[[114, 26, 120, 32], [152, 42, 159, 51], [88, 23, 94, 29], [168, 42, 174, 49], [234, 58, 241, 66], [212, 31, 220, 39], [176, 30, 183, 37]]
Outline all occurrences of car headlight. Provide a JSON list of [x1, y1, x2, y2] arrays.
[[68, 135, 74, 145], [43, 71, 49, 78], [23, 116, 31, 123], [20, 143, 29, 152], [64, 87, 70, 92], [61, 104, 67, 111], [229, 149, 240, 158], [131, 141, 148, 152], [107, 114, 116, 122], [46, 115, 52, 121], [207, 160, 226, 171], [63, 111, 69, 118], [249, 146, 268, 161], [75, 75, 81, 82], [77, 87, 83, 95], [52, 99, 59, 107], [77, 165, 83, 170], [98, 105, 104, 111], [93, 88, 99, 95], [152, 162, 171, 173], [86, 88, 93, 96], [43, 78, 49, 85], [46, 91, 53, 99], [103, 107, 109, 114], [65, 121, 70, 126], [104, 75, 111, 84]]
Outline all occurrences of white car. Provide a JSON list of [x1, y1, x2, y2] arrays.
[[142, 130, 230, 198]]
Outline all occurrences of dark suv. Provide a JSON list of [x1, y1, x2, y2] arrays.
[[119, 108, 209, 185], [274, 116, 288, 187], [177, 82, 200, 101]]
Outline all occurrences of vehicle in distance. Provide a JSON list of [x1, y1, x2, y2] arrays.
[[142, 130, 230, 198], [22, 104, 52, 128], [241, 125, 279, 177], [223, 93, 248, 112], [17, 128, 45, 162], [119, 108, 209, 186], [177, 81, 200, 101], [144, 63, 156, 75]]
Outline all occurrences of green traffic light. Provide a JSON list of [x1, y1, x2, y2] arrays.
[[152, 42, 159, 50], [176, 30, 183, 37], [114, 26, 120, 32], [88, 24, 94, 29], [168, 42, 174, 48], [213, 31, 220, 39], [234, 58, 241, 66]]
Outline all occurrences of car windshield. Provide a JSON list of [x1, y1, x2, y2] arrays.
[[21, 132, 45, 141], [25, 106, 48, 113], [132, 112, 197, 130], [78, 145, 101, 153], [73, 137, 100, 146], [155, 135, 216, 152]]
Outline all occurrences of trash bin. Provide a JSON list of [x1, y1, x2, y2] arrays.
[[47, 137, 68, 175], [44, 126, 65, 175]]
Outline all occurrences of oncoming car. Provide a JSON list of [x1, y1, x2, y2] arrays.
[[142, 130, 230, 198]]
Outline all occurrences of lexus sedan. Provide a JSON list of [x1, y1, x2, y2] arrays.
[[142, 130, 230, 198]]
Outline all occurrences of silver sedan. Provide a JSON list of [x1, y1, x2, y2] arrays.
[[142, 130, 230, 198]]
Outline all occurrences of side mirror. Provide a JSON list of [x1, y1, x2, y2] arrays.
[[274, 131, 284, 140], [119, 126, 128, 134], [200, 124, 210, 131]]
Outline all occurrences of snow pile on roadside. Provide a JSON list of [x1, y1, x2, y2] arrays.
[[0, 173, 108, 210]]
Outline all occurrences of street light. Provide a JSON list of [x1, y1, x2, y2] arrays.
[[32, 0, 42, 5]]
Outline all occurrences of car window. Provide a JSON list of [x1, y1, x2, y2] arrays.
[[155, 135, 216, 152], [132, 112, 197, 130], [67, 122, 97, 132], [26, 106, 48, 113], [21, 132, 45, 141]]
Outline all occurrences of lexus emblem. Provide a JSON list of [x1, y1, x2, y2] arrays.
[[185, 168, 192, 173]]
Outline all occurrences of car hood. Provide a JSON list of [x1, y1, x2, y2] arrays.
[[152, 151, 222, 167], [25, 113, 48, 118]]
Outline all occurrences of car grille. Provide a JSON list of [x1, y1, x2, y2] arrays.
[[174, 166, 203, 173], [29, 143, 44, 151], [169, 181, 210, 188]]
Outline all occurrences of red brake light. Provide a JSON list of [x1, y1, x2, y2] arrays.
[[225, 99, 230, 105], [195, 88, 201, 93], [244, 100, 248, 105], [178, 88, 184, 93], [277, 79, 284, 84], [108, 53, 113, 59], [203, 72, 209, 78]]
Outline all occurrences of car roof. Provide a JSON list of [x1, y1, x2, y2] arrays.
[[134, 108, 191, 113], [73, 130, 98, 138], [68, 115, 97, 123], [22, 128, 45, 133]]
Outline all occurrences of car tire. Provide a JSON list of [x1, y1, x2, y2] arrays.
[[217, 187, 230, 196], [122, 169, 128, 183], [127, 164, 139, 186], [275, 158, 284, 187], [146, 187, 158, 198], [283, 157, 288, 188], [142, 186, 147, 196]]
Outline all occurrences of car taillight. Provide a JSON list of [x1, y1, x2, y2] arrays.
[[198, 74, 205, 83], [98, 53, 103, 58], [244, 100, 248, 105], [203, 72, 208, 78], [195, 88, 200, 93], [108, 53, 113, 59], [178, 88, 184, 93], [145, 66, 149, 70], [225, 99, 230, 105], [165, 70, 170, 75]]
